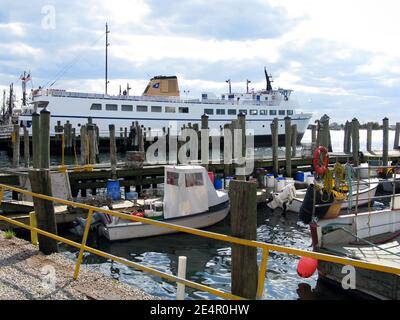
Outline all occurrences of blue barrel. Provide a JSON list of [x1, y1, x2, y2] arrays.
[[107, 179, 121, 201], [125, 191, 138, 201], [214, 177, 223, 190], [295, 171, 305, 182]]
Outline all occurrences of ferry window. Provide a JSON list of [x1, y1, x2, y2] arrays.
[[239, 109, 247, 115], [106, 104, 118, 111], [269, 110, 277, 116], [90, 103, 102, 110], [137, 105, 148, 112], [121, 105, 133, 112], [250, 110, 258, 115], [179, 107, 189, 114], [287, 110, 294, 116], [260, 110, 267, 115], [216, 109, 225, 115], [166, 171, 179, 186], [279, 110, 285, 116], [185, 173, 204, 187], [228, 109, 237, 115], [165, 106, 176, 113], [228, 94, 235, 99], [151, 106, 162, 113], [204, 108, 214, 115]]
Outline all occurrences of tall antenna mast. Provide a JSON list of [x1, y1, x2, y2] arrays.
[[105, 23, 110, 95]]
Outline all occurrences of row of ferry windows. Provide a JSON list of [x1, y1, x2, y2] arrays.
[[90, 103, 293, 116], [204, 109, 294, 116], [90, 104, 189, 114]]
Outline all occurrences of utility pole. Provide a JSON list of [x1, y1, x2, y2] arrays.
[[105, 23, 110, 95]]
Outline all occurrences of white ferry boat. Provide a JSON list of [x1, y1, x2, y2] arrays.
[[17, 71, 312, 146]]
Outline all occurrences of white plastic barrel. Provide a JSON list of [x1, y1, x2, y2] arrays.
[[266, 174, 275, 188], [275, 178, 286, 192]]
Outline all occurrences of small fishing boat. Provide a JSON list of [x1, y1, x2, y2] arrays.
[[97, 165, 230, 241], [287, 178, 379, 214], [309, 195, 400, 300]]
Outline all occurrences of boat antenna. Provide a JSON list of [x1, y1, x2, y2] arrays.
[[246, 79, 251, 94], [226, 79, 232, 94], [264, 67, 273, 92], [105, 22, 110, 95]]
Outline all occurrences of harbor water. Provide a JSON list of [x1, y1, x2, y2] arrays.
[[0, 129, 392, 300]]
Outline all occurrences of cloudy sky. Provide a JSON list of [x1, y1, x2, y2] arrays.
[[1, 0, 399, 122]]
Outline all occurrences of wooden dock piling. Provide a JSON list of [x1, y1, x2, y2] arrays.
[[383, 117, 389, 167], [394, 122, 400, 150], [366, 122, 373, 153], [229, 180, 258, 299], [291, 124, 297, 158], [237, 113, 246, 181], [109, 124, 117, 179], [32, 112, 40, 169], [271, 118, 279, 176], [343, 121, 352, 154], [351, 118, 360, 166], [12, 124, 20, 168], [23, 126, 29, 167], [29, 109, 58, 255], [284, 117, 292, 177]]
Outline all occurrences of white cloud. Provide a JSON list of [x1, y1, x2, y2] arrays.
[[0, 22, 26, 36]]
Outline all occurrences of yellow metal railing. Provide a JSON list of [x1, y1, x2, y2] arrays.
[[1, 183, 400, 300]]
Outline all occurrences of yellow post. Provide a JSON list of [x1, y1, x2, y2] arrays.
[[256, 249, 269, 300], [0, 187, 4, 204], [73, 209, 94, 280], [29, 211, 38, 246]]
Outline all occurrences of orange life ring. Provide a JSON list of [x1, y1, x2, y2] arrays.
[[313, 146, 329, 176]]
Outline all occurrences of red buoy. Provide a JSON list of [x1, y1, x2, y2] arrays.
[[297, 257, 318, 278]]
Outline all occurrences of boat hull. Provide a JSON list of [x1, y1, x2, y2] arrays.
[[100, 205, 230, 241], [287, 181, 379, 214]]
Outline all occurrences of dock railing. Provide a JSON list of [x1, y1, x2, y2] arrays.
[[1, 183, 400, 300]]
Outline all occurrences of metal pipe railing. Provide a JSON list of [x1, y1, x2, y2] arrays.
[[1, 183, 400, 300]]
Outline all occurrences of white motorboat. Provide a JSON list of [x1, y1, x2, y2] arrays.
[[98, 165, 230, 241], [287, 179, 380, 214]]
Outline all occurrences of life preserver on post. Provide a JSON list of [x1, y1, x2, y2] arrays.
[[313, 146, 329, 176]]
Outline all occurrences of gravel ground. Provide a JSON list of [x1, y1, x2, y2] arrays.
[[0, 231, 156, 300]]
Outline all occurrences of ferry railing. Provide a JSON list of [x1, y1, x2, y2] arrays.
[[1, 183, 400, 300]]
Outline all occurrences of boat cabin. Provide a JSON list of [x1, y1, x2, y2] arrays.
[[163, 166, 229, 219]]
